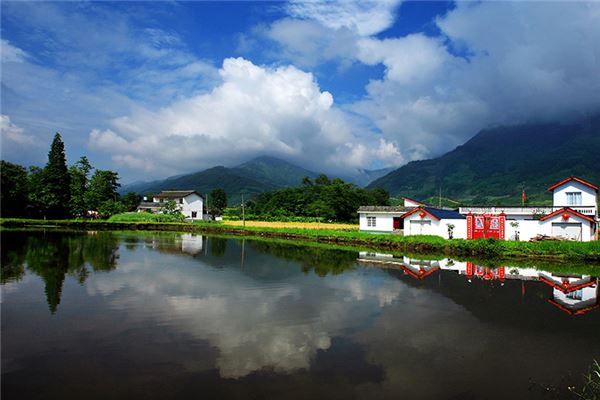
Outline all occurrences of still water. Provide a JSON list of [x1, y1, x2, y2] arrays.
[[2, 230, 599, 400]]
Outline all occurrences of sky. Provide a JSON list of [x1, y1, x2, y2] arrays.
[[1, 1, 600, 183]]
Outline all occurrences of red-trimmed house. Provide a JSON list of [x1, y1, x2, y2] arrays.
[[358, 176, 598, 241], [402, 207, 467, 239]]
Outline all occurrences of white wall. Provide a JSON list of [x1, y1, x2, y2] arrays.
[[539, 213, 594, 241], [505, 218, 542, 241], [182, 193, 203, 220], [403, 214, 467, 239], [359, 213, 396, 232], [552, 181, 597, 208]]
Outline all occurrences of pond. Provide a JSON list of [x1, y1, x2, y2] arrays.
[[1, 230, 599, 399]]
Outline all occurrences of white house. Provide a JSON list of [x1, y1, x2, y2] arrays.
[[358, 206, 413, 232], [359, 176, 598, 241], [402, 207, 467, 239], [137, 190, 204, 221]]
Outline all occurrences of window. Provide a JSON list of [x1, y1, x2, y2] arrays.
[[179, 198, 184, 204], [191, 211, 197, 218], [367, 216, 376, 227], [566, 192, 582, 206]]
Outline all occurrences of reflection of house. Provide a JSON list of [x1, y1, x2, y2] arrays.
[[137, 190, 204, 221], [358, 176, 598, 241], [357, 252, 599, 315]]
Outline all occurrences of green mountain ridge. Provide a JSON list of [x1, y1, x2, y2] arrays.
[[368, 115, 600, 206], [121, 156, 395, 205]]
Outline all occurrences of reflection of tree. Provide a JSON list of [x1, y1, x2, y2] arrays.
[[251, 242, 356, 277], [210, 237, 227, 257], [1, 231, 28, 283], [13, 231, 120, 313]]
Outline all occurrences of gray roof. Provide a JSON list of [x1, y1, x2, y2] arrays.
[[137, 202, 161, 208], [154, 190, 202, 199], [358, 206, 412, 213]]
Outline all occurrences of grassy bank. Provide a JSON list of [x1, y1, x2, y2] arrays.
[[2, 218, 600, 264]]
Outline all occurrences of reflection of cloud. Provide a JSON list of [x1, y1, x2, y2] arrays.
[[85, 244, 406, 378]]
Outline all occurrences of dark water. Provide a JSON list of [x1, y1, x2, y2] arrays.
[[1, 230, 599, 400]]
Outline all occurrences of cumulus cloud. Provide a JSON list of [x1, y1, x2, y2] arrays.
[[271, 1, 600, 162], [286, 0, 401, 37], [0, 115, 35, 145], [89, 57, 403, 176]]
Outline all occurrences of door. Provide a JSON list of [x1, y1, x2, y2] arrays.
[[410, 220, 431, 235], [393, 217, 402, 230], [552, 223, 582, 241]]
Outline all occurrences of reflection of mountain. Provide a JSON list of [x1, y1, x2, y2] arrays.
[[358, 252, 600, 318]]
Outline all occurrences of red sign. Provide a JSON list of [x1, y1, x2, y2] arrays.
[[467, 213, 506, 240]]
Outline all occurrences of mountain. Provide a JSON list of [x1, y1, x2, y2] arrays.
[[340, 167, 396, 187], [233, 156, 319, 187], [368, 116, 600, 205], [120, 156, 325, 205]]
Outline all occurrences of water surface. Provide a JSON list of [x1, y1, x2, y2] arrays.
[[2, 230, 599, 399]]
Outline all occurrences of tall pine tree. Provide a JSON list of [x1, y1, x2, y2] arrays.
[[44, 133, 71, 218]]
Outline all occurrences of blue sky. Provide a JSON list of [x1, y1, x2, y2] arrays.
[[1, 1, 599, 183]]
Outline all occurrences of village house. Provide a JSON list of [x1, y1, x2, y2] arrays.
[[137, 190, 204, 221], [358, 176, 598, 241]]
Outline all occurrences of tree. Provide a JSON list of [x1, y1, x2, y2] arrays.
[[159, 200, 180, 215], [121, 192, 142, 211], [27, 166, 47, 218], [85, 170, 120, 210], [44, 133, 71, 218], [69, 156, 93, 217], [98, 199, 126, 219], [0, 160, 29, 217], [209, 188, 227, 219]]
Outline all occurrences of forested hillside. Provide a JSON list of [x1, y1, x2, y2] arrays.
[[368, 116, 600, 205]]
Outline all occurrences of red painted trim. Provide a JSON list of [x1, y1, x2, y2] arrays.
[[547, 299, 599, 315], [402, 197, 427, 206], [401, 265, 439, 280], [538, 276, 597, 293], [539, 207, 595, 223], [401, 207, 440, 220], [547, 176, 598, 192]]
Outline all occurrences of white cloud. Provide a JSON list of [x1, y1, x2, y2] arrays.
[[0, 39, 28, 63], [89, 57, 403, 176], [0, 115, 35, 145], [286, 0, 401, 37]]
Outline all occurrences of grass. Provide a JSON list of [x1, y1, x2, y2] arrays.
[[2, 216, 600, 265], [108, 212, 184, 223]]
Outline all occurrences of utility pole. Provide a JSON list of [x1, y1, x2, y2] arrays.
[[241, 193, 245, 227], [438, 185, 442, 208]]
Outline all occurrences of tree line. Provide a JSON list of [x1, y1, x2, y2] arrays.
[[241, 174, 390, 222], [1, 133, 141, 219]]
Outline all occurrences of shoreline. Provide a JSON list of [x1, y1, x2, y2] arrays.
[[2, 218, 599, 266]]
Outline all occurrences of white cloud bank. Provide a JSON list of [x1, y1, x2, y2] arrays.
[[89, 57, 403, 176], [270, 1, 600, 161]]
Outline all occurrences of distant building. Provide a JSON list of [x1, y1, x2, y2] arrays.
[[358, 176, 598, 241], [137, 190, 204, 221]]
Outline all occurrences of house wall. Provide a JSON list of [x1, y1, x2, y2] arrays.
[[552, 182, 597, 208], [182, 194, 203, 220], [359, 213, 396, 232], [505, 218, 543, 241], [403, 214, 467, 239], [539, 214, 593, 242]]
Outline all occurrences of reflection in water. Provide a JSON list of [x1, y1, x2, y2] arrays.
[[2, 231, 600, 400], [358, 252, 600, 316]]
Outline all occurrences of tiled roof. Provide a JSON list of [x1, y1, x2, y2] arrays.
[[357, 206, 412, 213], [547, 176, 598, 192], [402, 207, 464, 220], [539, 207, 595, 223], [154, 190, 202, 199], [424, 207, 465, 220]]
